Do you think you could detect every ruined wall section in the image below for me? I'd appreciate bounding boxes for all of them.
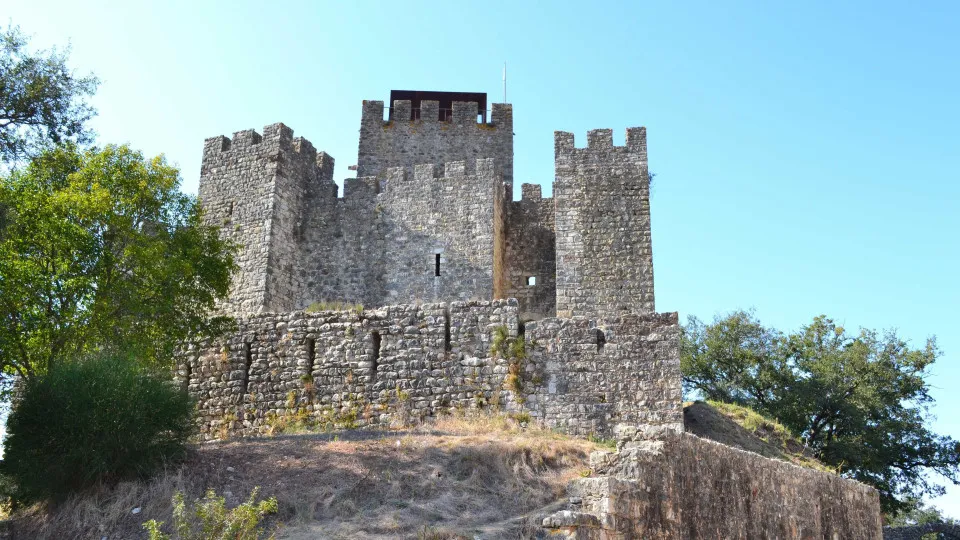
[543,430,883,539]
[505,183,556,317]
[199,123,333,314]
[357,100,514,194]
[554,128,654,318]
[178,301,681,440]
[376,158,505,305]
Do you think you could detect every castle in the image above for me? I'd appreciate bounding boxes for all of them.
[181,90,883,537]
[185,89,677,437]
[197,90,652,320]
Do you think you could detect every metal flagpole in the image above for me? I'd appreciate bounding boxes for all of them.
[503,62,507,103]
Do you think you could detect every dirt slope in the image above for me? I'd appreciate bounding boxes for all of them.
[683,400,831,472]
[6,416,598,540]
[5,404,830,539]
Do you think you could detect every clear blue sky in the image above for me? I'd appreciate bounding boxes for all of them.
[8,0,960,516]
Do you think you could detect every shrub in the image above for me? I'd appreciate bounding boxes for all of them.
[143,488,278,540]
[1,356,195,505]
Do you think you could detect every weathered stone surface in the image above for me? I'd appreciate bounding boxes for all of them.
[554,128,654,319]
[542,430,883,539]
[192,91,883,535]
[197,97,655,321]
[358,100,514,194]
[179,301,682,440]
[506,183,556,318]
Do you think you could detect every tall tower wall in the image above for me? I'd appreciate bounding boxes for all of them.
[358,100,514,194]
[554,128,654,318]
[198,123,335,314]
[505,183,556,317]
[375,158,506,304]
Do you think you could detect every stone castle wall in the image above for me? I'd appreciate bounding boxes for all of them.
[200,123,510,312]
[358,100,514,193]
[543,429,883,539]
[554,128,655,318]
[198,100,657,321]
[505,183,557,318]
[199,123,335,314]
[377,159,505,305]
[178,300,682,439]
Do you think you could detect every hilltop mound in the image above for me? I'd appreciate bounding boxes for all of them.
[683,400,831,472]
[5,415,600,540]
[5,405,833,539]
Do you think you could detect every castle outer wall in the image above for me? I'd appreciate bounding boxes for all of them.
[358,100,514,194]
[543,429,883,539]
[178,300,683,440]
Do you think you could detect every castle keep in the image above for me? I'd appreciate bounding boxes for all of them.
[198,92,651,319]
[182,90,883,537]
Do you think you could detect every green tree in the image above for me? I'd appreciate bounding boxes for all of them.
[0,144,235,378]
[886,498,957,527]
[681,310,960,515]
[0,24,99,163]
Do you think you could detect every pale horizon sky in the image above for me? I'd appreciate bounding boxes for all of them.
[6,0,960,518]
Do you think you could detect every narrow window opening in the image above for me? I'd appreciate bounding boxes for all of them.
[371,331,382,382]
[596,330,606,353]
[241,341,253,398]
[444,310,452,352]
[435,254,441,276]
[526,276,537,286]
[227,201,234,216]
[518,321,526,338]
[305,338,316,380]
[181,362,192,394]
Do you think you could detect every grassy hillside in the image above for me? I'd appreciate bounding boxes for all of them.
[683,400,833,473]
[4,404,834,539]
[5,414,599,540]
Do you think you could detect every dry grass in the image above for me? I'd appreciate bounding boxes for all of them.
[683,400,834,473]
[5,413,598,539]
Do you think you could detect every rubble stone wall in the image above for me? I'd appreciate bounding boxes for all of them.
[505,183,556,318]
[543,430,883,539]
[177,301,682,440]
[357,100,514,193]
[554,128,655,318]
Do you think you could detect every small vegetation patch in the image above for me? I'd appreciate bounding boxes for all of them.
[305,300,364,314]
[144,488,277,540]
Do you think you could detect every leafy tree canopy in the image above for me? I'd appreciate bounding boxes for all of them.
[886,497,958,527]
[0,144,235,379]
[681,310,960,515]
[0,24,98,163]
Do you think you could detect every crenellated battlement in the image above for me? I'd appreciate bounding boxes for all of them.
[360,99,512,128]
[202,123,332,171]
[554,127,647,158]
[520,183,552,201]
[379,158,500,188]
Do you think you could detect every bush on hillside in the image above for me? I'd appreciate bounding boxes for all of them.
[143,488,278,540]
[1,356,194,505]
